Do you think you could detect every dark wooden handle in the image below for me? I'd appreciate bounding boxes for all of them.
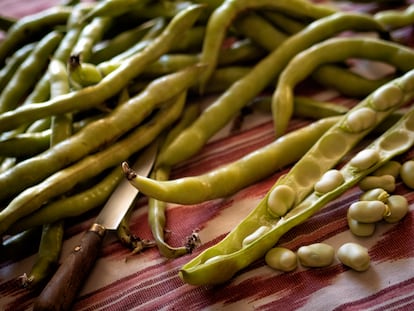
[33,228,105,311]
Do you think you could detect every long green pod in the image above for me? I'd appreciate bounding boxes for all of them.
[70,16,112,63]
[233,12,287,52]
[0,130,51,158]
[374,3,414,30]
[198,0,337,91]
[21,58,73,289]
[311,64,394,98]
[0,4,203,134]
[126,116,340,204]
[20,222,64,288]
[81,0,148,22]
[0,6,72,66]
[148,102,201,258]
[179,71,414,285]
[0,31,63,113]
[157,12,388,167]
[21,3,90,106]
[7,166,122,234]
[272,36,414,137]
[90,18,160,64]
[0,94,185,235]
[0,64,204,203]
[0,42,36,93]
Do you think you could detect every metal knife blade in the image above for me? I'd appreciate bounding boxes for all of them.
[33,143,158,311]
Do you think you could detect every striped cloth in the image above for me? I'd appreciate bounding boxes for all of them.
[1,1,414,310]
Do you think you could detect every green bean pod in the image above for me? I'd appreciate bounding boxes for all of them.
[20,222,64,288]
[101,17,166,66]
[0,4,204,134]
[271,36,414,137]
[126,116,339,204]
[311,64,394,98]
[0,64,205,204]
[147,101,201,258]
[0,30,63,113]
[263,11,306,35]
[0,92,186,235]
[70,17,112,63]
[90,18,159,64]
[157,12,388,167]
[233,12,287,52]
[198,0,337,91]
[22,57,73,289]
[7,166,123,234]
[0,6,71,66]
[374,4,414,30]
[0,42,36,93]
[179,71,414,285]
[81,0,148,22]
[0,130,51,158]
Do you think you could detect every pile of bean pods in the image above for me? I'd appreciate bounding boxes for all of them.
[1,0,414,289]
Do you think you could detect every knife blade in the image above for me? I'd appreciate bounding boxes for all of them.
[33,143,158,311]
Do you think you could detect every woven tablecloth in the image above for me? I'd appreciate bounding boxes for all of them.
[1,1,414,310]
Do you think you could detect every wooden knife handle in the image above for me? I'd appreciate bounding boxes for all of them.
[33,226,105,311]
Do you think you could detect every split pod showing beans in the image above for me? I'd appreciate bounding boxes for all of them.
[180,71,414,286]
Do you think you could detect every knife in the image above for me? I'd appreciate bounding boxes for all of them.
[33,143,158,311]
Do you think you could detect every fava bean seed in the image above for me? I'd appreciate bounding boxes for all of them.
[267,185,296,217]
[349,149,381,171]
[314,169,344,195]
[383,195,409,223]
[370,84,403,111]
[337,242,370,272]
[400,160,414,189]
[347,214,376,237]
[265,247,297,272]
[358,174,396,193]
[242,226,270,247]
[359,188,389,202]
[297,243,335,267]
[344,107,377,133]
[372,160,401,178]
[348,200,387,223]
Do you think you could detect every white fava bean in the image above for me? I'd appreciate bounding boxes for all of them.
[314,169,344,195]
[242,226,270,247]
[344,107,377,133]
[267,185,296,217]
[297,243,335,268]
[348,200,387,223]
[349,149,380,171]
[265,247,297,272]
[358,175,396,193]
[337,242,370,272]
[370,84,402,111]
[400,160,414,189]
[359,188,389,202]
[347,214,376,237]
[383,195,409,223]
[372,160,401,178]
